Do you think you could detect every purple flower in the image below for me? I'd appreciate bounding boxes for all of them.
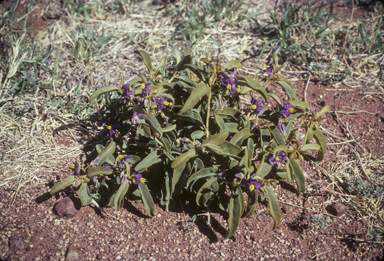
[181,137,188,143]
[280,102,294,117]
[263,64,273,74]
[244,176,262,191]
[103,163,112,169]
[120,83,133,99]
[218,69,238,92]
[107,123,121,136]
[119,176,127,184]
[134,173,146,185]
[93,176,100,188]
[91,157,100,165]
[132,111,145,126]
[141,83,152,96]
[118,155,132,168]
[229,87,241,97]
[207,58,219,68]
[266,152,287,166]
[278,121,286,133]
[70,161,80,177]
[251,97,263,114]
[155,95,168,111]
[235,173,244,179]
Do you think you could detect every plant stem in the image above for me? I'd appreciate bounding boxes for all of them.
[206,90,212,137]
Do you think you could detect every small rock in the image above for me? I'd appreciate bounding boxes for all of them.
[327,202,348,217]
[167,226,177,232]
[282,205,291,214]
[55,197,78,218]
[258,214,267,222]
[65,245,80,261]
[10,237,25,250]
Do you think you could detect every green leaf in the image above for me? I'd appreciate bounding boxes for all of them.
[161,173,171,211]
[273,145,288,158]
[138,183,155,217]
[316,105,330,118]
[191,130,205,140]
[184,64,205,82]
[145,114,163,138]
[247,138,254,158]
[264,186,281,230]
[162,124,176,133]
[289,159,305,195]
[96,141,116,166]
[243,189,259,218]
[230,128,251,147]
[114,179,130,211]
[135,150,161,172]
[260,128,271,149]
[79,183,92,206]
[87,167,113,177]
[269,126,286,145]
[171,149,196,169]
[177,54,192,71]
[174,111,205,128]
[154,57,166,76]
[313,127,327,163]
[186,166,218,189]
[219,141,242,156]
[89,86,119,103]
[224,122,238,133]
[215,115,225,131]
[217,107,240,118]
[179,83,210,114]
[304,127,314,145]
[256,154,272,177]
[277,75,296,100]
[196,178,217,206]
[222,60,242,69]
[202,143,224,154]
[222,186,244,240]
[237,76,268,102]
[134,50,153,72]
[172,45,182,64]
[290,100,308,110]
[50,176,76,194]
[301,144,321,151]
[162,137,171,152]
[172,163,186,195]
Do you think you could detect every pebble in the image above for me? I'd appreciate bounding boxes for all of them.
[258,214,267,222]
[55,197,78,218]
[327,202,348,217]
[65,245,80,261]
[10,236,25,250]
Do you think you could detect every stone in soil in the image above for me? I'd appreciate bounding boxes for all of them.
[65,245,80,261]
[10,237,25,250]
[327,202,348,217]
[55,197,78,217]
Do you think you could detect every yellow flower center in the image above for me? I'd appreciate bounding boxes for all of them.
[249,184,255,191]
[235,88,241,93]
[118,155,124,159]
[275,156,279,161]
[70,164,75,169]
[140,84,145,89]
[140,177,146,183]
[251,105,257,110]
[134,116,139,121]
[288,108,294,113]
[226,83,231,90]
[107,126,112,130]
[120,89,125,94]
[163,101,169,106]
[265,65,270,69]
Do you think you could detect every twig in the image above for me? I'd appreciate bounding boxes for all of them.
[335,236,384,244]
[312,250,332,259]
[277,200,305,209]
[352,149,372,182]
[304,75,311,104]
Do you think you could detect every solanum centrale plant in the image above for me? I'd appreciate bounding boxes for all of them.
[50,50,328,240]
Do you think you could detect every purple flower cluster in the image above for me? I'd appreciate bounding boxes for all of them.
[107,123,121,136]
[118,155,132,168]
[207,58,219,68]
[132,111,145,126]
[152,95,168,111]
[280,102,294,117]
[70,161,80,177]
[263,64,273,74]
[120,83,133,99]
[134,173,146,185]
[266,152,287,166]
[250,97,263,115]
[278,121,286,133]
[141,83,152,96]
[218,69,240,97]
[244,175,262,191]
